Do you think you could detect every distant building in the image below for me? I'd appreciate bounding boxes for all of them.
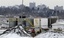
[37,4,47,10]
[29,2,36,9]
[54,5,63,12]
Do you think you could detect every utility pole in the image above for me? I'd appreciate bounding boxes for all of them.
[22,0,23,5]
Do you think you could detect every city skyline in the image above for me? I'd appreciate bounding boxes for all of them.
[0,0,64,9]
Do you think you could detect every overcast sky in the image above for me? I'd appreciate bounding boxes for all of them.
[0,0,64,9]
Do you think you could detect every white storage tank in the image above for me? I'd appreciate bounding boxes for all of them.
[34,18,40,28]
[34,18,41,32]
[41,18,48,29]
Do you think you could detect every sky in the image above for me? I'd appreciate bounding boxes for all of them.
[0,0,64,9]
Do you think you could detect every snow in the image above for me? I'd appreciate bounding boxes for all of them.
[0,32,64,38]
[0,29,6,34]
[52,19,64,30]
[0,33,32,38]
[1,24,9,27]
[35,32,64,38]
[51,19,64,25]
[0,25,32,38]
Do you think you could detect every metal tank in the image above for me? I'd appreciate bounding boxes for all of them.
[25,18,34,30]
[9,18,18,28]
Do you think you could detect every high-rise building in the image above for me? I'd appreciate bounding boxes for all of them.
[54,5,63,11]
[29,2,36,9]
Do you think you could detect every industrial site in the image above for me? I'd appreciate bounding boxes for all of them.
[0,0,64,38]
[0,15,64,38]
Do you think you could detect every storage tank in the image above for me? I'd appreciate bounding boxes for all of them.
[41,18,48,29]
[34,18,41,33]
[26,18,34,27]
[34,18,40,28]
[9,18,18,28]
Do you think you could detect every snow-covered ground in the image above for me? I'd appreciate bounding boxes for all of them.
[0,31,64,38]
[0,18,9,29]
[0,29,6,34]
[35,32,64,38]
[52,19,64,31]
[0,33,32,38]
[0,25,32,38]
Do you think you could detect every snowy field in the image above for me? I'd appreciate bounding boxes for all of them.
[35,32,64,38]
[0,32,64,38]
[0,29,6,34]
[0,33,32,38]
